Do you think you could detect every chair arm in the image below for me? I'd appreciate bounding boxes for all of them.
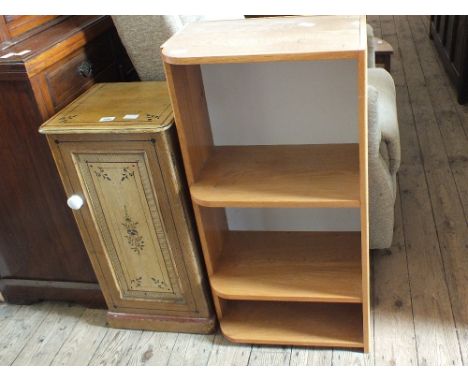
[368,68,401,175]
[367,24,376,68]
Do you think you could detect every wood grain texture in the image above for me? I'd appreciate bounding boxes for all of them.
[107,311,216,333]
[373,194,417,365]
[0,15,135,307]
[161,16,366,65]
[401,16,468,364]
[0,16,113,78]
[12,303,85,366]
[429,16,468,104]
[124,331,178,365]
[0,17,10,42]
[394,16,463,365]
[163,61,227,315]
[43,83,214,332]
[43,34,120,111]
[163,63,214,183]
[40,82,173,134]
[0,79,98,285]
[290,348,333,366]
[221,301,363,348]
[357,40,370,352]
[331,349,374,366]
[0,303,20,324]
[207,334,252,365]
[51,308,109,365]
[47,138,214,323]
[167,333,216,365]
[164,15,368,349]
[248,345,292,366]
[3,16,57,39]
[191,144,360,208]
[88,328,143,366]
[1,16,467,365]
[0,303,52,365]
[211,231,362,303]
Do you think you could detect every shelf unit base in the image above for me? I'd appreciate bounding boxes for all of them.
[221,300,364,348]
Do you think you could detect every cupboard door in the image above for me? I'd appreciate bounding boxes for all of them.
[57,139,199,315]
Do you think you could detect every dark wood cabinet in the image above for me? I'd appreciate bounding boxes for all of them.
[0,15,137,306]
[430,16,468,104]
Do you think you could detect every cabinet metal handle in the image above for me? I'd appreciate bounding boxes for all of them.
[78,60,93,78]
[67,194,84,210]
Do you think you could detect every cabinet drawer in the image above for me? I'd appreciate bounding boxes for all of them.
[45,33,117,110]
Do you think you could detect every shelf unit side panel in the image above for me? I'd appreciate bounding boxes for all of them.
[163,62,228,317]
[358,46,370,352]
[163,63,213,183]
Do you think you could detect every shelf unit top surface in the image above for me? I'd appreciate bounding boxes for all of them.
[161,15,367,64]
[211,231,362,303]
[190,144,360,208]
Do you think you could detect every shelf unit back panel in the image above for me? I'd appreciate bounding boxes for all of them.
[202,60,358,146]
[226,208,360,231]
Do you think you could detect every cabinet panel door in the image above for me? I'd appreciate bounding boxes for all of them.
[57,139,199,315]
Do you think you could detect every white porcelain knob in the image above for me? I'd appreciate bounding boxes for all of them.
[67,194,84,210]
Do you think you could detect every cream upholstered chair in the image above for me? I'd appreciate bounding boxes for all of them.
[112,17,400,249]
[366,25,400,249]
[112,16,205,81]
[368,68,400,249]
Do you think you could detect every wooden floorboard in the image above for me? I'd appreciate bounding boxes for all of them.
[87,327,143,366]
[0,15,467,366]
[248,345,292,366]
[373,192,418,365]
[405,15,468,365]
[207,333,252,366]
[366,20,419,361]
[166,333,216,366]
[51,308,109,366]
[394,15,464,365]
[125,330,179,366]
[0,303,52,365]
[12,303,85,366]
[289,348,333,366]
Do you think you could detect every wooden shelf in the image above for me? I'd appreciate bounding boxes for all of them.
[163,15,370,350]
[221,301,364,348]
[161,16,366,65]
[211,231,362,303]
[190,144,360,208]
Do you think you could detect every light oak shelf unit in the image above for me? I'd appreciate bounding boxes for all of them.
[162,16,369,351]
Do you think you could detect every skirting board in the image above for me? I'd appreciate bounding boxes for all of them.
[107,311,217,334]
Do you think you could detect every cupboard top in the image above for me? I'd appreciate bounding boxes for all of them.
[40,82,174,135]
[161,16,367,65]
